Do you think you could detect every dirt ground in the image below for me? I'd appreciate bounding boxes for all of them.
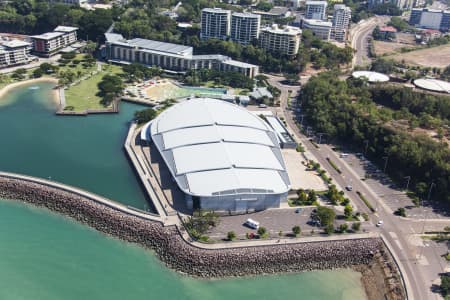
[373,33,417,56]
[386,44,450,68]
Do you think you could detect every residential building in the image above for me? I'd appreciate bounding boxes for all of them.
[230,12,261,45]
[302,19,332,40]
[30,26,78,57]
[331,4,351,41]
[409,8,450,31]
[0,39,33,69]
[305,1,327,20]
[200,8,231,40]
[141,98,290,212]
[259,25,302,56]
[104,33,259,78]
[367,0,383,8]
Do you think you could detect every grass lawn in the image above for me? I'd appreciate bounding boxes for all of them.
[64,64,123,112]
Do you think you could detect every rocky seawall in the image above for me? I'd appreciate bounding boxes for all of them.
[0,176,382,278]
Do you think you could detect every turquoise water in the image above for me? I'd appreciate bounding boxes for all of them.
[165,85,226,99]
[0,83,149,209]
[0,199,366,300]
[0,82,367,300]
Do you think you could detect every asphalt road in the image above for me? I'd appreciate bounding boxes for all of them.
[349,16,389,67]
[264,73,450,300]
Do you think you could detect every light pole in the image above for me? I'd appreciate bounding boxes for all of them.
[404,176,411,191]
[317,133,324,144]
[298,114,304,127]
[363,140,369,156]
[306,126,312,137]
[427,182,436,202]
[382,156,389,173]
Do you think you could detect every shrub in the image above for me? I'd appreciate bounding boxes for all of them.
[227,231,236,241]
[292,226,301,237]
[352,222,361,232]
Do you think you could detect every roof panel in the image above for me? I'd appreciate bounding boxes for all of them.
[225,143,283,170]
[172,143,230,175]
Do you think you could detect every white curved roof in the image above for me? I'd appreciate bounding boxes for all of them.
[352,71,389,83]
[414,78,450,93]
[148,98,290,197]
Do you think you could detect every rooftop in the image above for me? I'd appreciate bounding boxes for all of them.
[232,12,261,19]
[380,26,397,33]
[31,31,65,40]
[303,19,333,27]
[0,39,31,48]
[261,24,302,35]
[54,26,79,33]
[352,71,390,82]
[148,98,290,197]
[202,7,231,14]
[128,38,192,56]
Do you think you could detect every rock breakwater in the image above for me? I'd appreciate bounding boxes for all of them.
[0,176,382,278]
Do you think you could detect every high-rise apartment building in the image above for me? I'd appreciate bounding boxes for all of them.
[259,25,302,56]
[201,8,231,40]
[305,1,327,20]
[331,4,351,41]
[230,12,261,45]
[302,19,332,40]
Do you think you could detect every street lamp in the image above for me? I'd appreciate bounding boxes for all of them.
[363,140,369,156]
[382,156,389,173]
[427,182,436,202]
[317,133,324,144]
[404,176,411,191]
[298,114,304,127]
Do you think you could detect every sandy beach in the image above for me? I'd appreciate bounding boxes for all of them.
[0,77,60,105]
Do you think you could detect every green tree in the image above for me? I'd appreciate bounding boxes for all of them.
[325,224,334,235]
[227,231,236,241]
[339,223,348,233]
[257,227,268,238]
[441,275,450,296]
[292,225,301,237]
[12,68,27,80]
[134,108,158,124]
[307,190,317,204]
[352,222,361,232]
[344,204,353,219]
[316,206,336,227]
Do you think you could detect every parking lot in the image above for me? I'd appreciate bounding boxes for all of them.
[339,153,448,219]
[207,207,371,240]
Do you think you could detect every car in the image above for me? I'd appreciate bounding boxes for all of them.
[340,153,349,158]
[376,220,384,227]
[244,218,260,229]
[345,185,353,191]
[258,103,267,108]
[295,208,302,214]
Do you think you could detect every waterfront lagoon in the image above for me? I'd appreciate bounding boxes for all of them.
[0,82,367,300]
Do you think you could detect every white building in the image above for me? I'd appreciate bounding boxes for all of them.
[104,33,259,78]
[305,1,328,20]
[0,39,33,69]
[331,4,351,42]
[303,19,332,40]
[143,98,290,212]
[201,8,231,40]
[30,26,78,57]
[259,25,302,56]
[230,12,261,45]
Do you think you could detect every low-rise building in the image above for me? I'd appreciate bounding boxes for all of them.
[259,25,302,56]
[302,19,332,40]
[379,26,397,41]
[0,39,33,69]
[409,8,450,31]
[30,26,78,57]
[104,33,259,78]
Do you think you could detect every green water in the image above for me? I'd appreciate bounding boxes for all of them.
[0,82,367,300]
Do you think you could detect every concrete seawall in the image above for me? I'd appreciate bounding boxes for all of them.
[0,173,383,278]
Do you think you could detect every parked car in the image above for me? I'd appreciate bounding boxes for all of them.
[376,220,384,227]
[244,218,260,229]
[346,185,353,191]
[295,208,302,214]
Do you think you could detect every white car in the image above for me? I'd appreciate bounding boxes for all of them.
[376,220,384,227]
[345,185,353,191]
